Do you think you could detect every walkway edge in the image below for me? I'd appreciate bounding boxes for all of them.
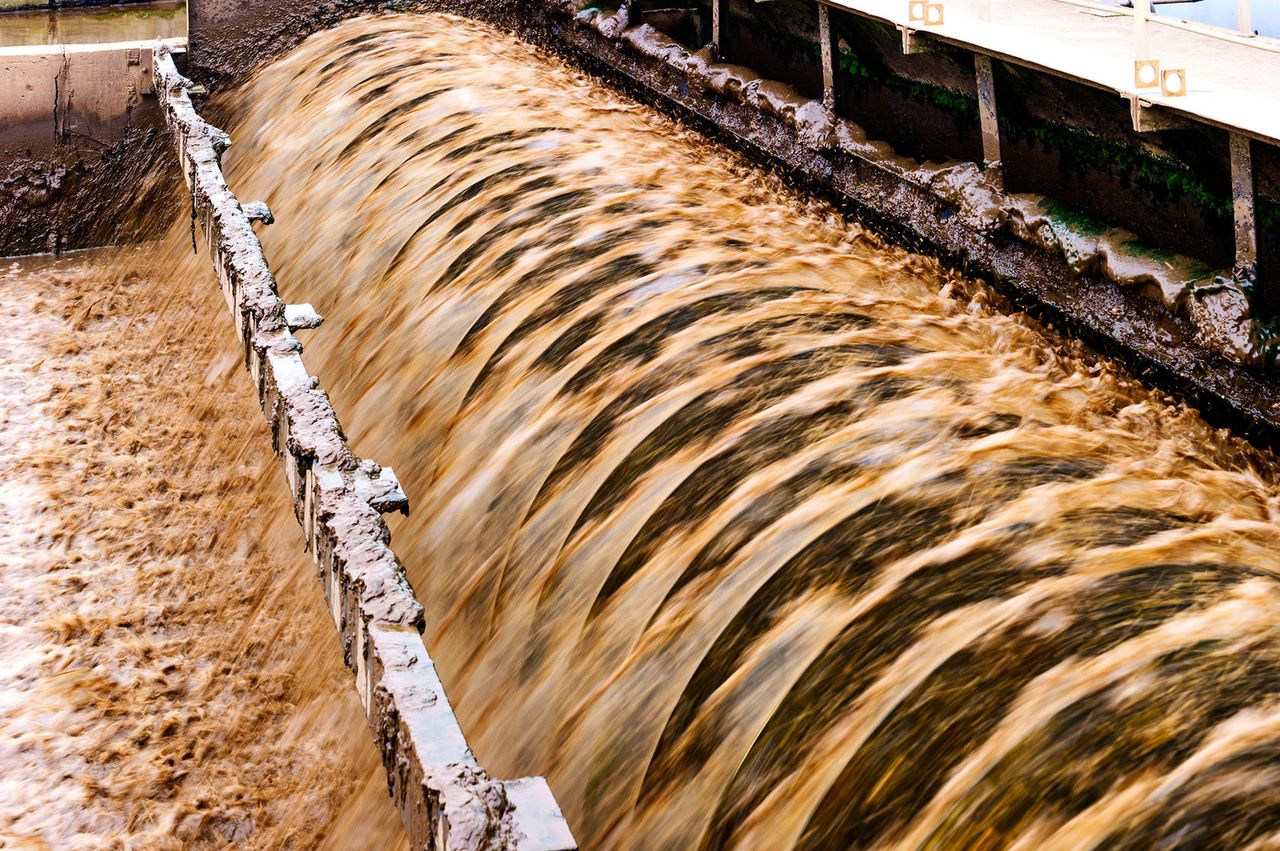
[152,45,576,851]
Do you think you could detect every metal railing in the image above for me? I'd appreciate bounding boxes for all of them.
[1054,0,1280,55]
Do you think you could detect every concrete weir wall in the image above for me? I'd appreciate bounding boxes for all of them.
[3,0,1280,840]
[5,0,1280,436]
[151,46,575,851]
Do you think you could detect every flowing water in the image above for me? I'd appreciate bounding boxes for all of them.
[0,245,404,849]
[9,9,1280,850]
[213,12,1280,850]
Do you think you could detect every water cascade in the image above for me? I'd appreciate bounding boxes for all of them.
[199,13,1280,849]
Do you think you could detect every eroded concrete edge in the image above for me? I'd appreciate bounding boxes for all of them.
[151,46,576,851]
[560,3,1263,362]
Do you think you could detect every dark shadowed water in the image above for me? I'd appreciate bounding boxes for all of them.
[218,13,1280,849]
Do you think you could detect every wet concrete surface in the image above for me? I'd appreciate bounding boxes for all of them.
[218,16,1280,845]
[545,10,1280,446]
[1,0,1276,430]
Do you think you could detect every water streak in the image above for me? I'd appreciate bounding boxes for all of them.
[224,13,1280,849]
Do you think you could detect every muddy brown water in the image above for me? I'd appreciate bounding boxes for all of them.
[7,8,1280,850]
[0,245,406,849]
[212,13,1280,849]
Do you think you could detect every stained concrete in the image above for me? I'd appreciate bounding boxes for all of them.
[0,2,186,47]
[545,3,1280,443]
[0,39,186,255]
[828,0,1280,145]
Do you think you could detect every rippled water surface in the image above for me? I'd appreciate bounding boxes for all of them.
[17,10,1280,850]
[0,245,403,849]
[0,1,185,47]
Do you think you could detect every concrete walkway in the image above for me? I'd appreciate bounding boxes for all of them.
[825,0,1280,144]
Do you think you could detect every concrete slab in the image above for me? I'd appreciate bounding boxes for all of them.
[0,38,185,136]
[824,0,1280,145]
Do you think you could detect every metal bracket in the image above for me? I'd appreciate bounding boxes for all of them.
[1160,67,1187,97]
[908,1,944,26]
[1135,59,1160,90]
[900,26,944,55]
[1129,97,1193,132]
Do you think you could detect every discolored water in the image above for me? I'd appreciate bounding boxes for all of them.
[0,1,185,48]
[216,12,1280,850]
[0,245,404,849]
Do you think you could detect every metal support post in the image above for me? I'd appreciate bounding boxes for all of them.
[1240,0,1253,36]
[819,4,837,115]
[1135,0,1151,60]
[975,54,1002,180]
[711,0,721,57]
[1231,133,1258,279]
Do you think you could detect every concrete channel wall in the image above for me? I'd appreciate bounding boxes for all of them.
[5,0,1280,438]
[0,36,180,254]
[151,45,576,851]
[537,0,1280,441]
[0,0,1276,843]
[0,0,159,9]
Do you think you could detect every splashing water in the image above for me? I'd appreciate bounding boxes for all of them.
[0,245,405,849]
[214,12,1280,850]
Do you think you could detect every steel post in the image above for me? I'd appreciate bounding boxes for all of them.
[1231,132,1258,278]
[819,4,837,115]
[976,54,1002,179]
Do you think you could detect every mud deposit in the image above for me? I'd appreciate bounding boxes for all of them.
[0,242,404,849]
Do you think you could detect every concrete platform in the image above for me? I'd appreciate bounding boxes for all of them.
[826,0,1280,145]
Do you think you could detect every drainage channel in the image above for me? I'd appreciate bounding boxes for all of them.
[151,45,576,851]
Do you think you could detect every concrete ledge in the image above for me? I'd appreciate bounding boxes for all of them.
[0,39,182,133]
[0,0,161,9]
[152,45,576,851]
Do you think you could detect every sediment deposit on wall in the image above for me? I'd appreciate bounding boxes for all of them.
[221,15,1280,848]
[557,2,1263,366]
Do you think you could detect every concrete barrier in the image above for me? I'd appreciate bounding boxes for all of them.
[0,38,185,254]
[544,0,1280,442]
[151,45,576,851]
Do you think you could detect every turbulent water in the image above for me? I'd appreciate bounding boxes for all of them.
[0,246,404,849]
[214,13,1280,850]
